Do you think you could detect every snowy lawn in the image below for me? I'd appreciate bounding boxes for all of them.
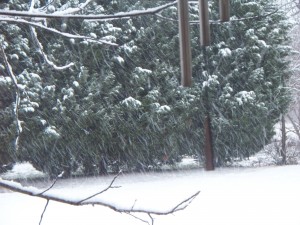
[1,165,300,225]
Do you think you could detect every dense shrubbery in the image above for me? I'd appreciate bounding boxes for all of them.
[0,0,290,176]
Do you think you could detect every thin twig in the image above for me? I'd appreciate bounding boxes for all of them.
[131,199,137,210]
[148,213,154,225]
[77,170,122,204]
[170,190,200,213]
[39,200,49,225]
[37,172,63,196]
[124,212,151,225]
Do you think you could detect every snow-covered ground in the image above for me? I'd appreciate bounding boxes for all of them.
[1,164,300,225]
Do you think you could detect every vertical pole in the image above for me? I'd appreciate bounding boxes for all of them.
[199,0,214,169]
[198,0,210,46]
[178,0,192,87]
[281,114,287,165]
[219,0,230,22]
[204,114,214,170]
[203,48,214,171]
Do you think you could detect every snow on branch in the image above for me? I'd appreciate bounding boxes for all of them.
[0,175,200,216]
[30,27,75,70]
[0,44,22,152]
[0,1,177,20]
[0,17,117,46]
[28,0,75,70]
[77,171,122,204]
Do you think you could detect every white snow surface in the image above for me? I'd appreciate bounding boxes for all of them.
[1,165,300,225]
[1,162,45,180]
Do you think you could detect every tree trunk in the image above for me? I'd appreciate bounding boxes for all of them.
[281,114,287,165]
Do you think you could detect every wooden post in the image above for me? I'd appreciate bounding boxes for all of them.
[281,114,287,165]
[178,0,192,87]
[203,48,214,170]
[198,0,210,46]
[219,0,230,22]
[204,114,214,170]
[200,27,214,170]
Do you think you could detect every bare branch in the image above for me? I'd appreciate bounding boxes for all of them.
[37,172,64,196]
[124,212,151,225]
[77,170,122,204]
[0,17,117,46]
[169,190,200,213]
[0,177,200,215]
[0,44,22,152]
[27,0,74,70]
[148,213,154,225]
[39,200,49,225]
[0,1,177,20]
[30,27,75,70]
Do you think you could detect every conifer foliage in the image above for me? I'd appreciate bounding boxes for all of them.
[0,0,291,175]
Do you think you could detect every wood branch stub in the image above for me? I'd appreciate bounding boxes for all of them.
[178,0,192,87]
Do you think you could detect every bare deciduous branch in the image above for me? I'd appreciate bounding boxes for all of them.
[0,1,177,20]
[28,0,75,70]
[0,177,200,215]
[148,213,154,225]
[39,200,49,225]
[0,17,118,46]
[37,172,64,196]
[0,44,22,152]
[30,27,75,70]
[125,212,151,225]
[77,170,122,204]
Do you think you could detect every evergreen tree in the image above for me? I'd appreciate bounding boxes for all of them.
[0,0,291,175]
